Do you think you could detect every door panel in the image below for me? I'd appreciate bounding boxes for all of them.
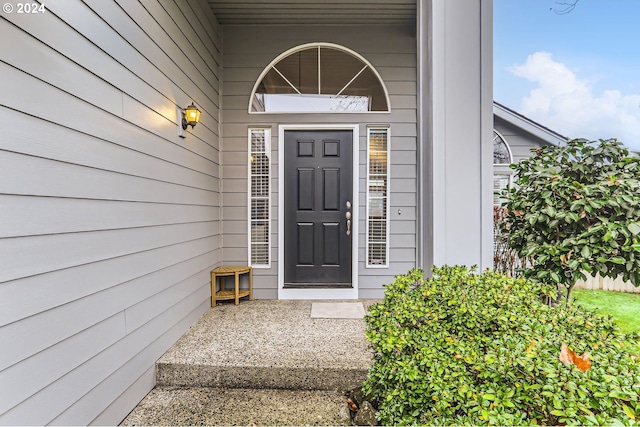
[297,223,314,265]
[297,169,314,210]
[284,130,353,286]
[323,169,340,210]
[323,223,340,265]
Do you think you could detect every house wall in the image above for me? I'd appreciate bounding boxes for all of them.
[0,1,222,424]
[220,25,418,299]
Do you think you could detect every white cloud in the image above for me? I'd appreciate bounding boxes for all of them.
[509,51,640,151]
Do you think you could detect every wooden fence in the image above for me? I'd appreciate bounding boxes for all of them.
[574,273,640,294]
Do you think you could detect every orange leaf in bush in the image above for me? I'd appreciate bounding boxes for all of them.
[346,397,359,413]
[559,343,592,372]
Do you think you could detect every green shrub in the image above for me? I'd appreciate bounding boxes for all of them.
[500,138,640,303]
[363,266,640,426]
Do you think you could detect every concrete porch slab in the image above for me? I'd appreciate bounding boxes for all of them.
[156,300,377,391]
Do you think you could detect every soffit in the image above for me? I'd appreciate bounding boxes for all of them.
[207,0,416,26]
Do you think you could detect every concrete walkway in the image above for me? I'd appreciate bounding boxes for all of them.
[120,299,377,426]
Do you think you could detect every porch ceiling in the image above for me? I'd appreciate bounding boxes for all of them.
[207,0,416,26]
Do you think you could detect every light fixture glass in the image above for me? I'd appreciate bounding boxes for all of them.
[182,102,201,130]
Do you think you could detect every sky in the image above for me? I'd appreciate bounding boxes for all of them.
[494,0,640,151]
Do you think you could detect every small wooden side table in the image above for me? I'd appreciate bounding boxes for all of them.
[210,266,253,306]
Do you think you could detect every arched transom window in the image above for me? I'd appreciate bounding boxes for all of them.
[493,130,513,165]
[250,43,390,113]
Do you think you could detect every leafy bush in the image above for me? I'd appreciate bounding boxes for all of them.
[363,266,640,426]
[501,139,640,302]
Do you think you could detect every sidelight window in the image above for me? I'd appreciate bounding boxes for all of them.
[248,128,271,267]
[367,127,390,267]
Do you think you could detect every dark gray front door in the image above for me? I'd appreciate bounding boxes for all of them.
[284,130,353,287]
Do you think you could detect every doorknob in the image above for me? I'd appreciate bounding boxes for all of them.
[346,201,351,236]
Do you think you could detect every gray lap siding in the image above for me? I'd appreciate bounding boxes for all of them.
[0,1,222,424]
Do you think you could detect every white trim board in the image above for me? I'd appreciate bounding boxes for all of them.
[277,124,359,300]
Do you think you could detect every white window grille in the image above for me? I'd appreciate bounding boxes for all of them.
[367,127,390,267]
[248,128,271,267]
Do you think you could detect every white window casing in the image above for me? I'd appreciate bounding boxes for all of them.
[366,127,390,267]
[248,128,271,267]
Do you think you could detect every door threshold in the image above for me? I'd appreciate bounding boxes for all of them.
[278,286,358,300]
[284,283,352,289]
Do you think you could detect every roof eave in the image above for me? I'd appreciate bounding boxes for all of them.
[493,102,568,146]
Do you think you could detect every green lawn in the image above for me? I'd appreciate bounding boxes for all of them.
[571,288,640,354]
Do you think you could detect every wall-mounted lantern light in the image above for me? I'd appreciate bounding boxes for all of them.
[178,102,201,138]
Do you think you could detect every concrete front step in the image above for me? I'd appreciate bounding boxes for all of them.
[155,300,374,391]
[121,300,376,425]
[157,362,369,391]
[120,386,352,426]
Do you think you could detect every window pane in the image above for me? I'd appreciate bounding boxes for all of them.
[251,243,269,265]
[258,68,299,95]
[259,93,370,112]
[251,221,269,243]
[368,220,387,241]
[320,47,365,95]
[340,66,388,111]
[368,243,387,266]
[251,199,269,220]
[251,176,269,198]
[274,48,318,94]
